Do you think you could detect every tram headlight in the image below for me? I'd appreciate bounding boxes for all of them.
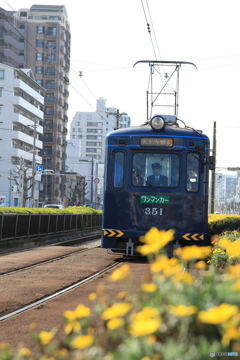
[150,115,165,130]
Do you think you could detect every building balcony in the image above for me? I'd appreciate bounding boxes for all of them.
[4,35,24,50]
[4,48,24,63]
[13,78,44,105]
[13,96,44,120]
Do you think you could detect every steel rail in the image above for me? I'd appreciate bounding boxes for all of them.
[0,261,120,322]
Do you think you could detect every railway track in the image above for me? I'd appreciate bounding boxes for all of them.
[0,260,120,322]
[0,229,101,256]
[0,245,122,320]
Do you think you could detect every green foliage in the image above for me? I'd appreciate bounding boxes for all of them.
[0,206,102,215]
[208,214,240,237]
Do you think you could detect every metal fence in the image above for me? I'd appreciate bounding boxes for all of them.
[0,213,102,241]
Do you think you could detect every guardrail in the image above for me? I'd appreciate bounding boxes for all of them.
[0,213,102,241]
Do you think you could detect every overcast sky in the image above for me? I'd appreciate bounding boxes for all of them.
[3,0,240,170]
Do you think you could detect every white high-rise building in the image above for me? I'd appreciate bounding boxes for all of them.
[69,98,131,163]
[0,64,44,207]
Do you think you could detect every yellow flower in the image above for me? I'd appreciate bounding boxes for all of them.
[224,239,240,257]
[63,309,81,334]
[227,264,240,280]
[117,291,128,300]
[141,283,157,293]
[172,272,195,285]
[29,322,37,330]
[75,304,91,318]
[194,261,207,270]
[38,331,54,345]
[163,263,183,276]
[88,293,97,301]
[63,310,76,321]
[101,303,133,320]
[198,303,238,324]
[19,348,31,357]
[146,335,157,344]
[168,305,198,317]
[129,318,160,337]
[137,228,175,255]
[109,264,131,282]
[151,255,180,273]
[175,245,212,261]
[64,321,81,334]
[106,318,125,330]
[222,326,240,346]
[231,279,240,291]
[129,307,161,337]
[55,349,69,357]
[71,334,94,349]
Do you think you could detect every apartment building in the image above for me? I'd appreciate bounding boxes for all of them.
[0,63,44,207]
[0,5,71,205]
[69,98,131,163]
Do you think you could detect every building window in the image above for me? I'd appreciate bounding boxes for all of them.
[36,53,44,61]
[47,41,56,49]
[49,16,61,20]
[37,26,45,34]
[77,135,82,139]
[0,89,2,97]
[0,70,4,79]
[87,122,103,127]
[78,114,81,120]
[20,12,27,17]
[36,39,44,47]
[46,27,57,36]
[86,115,92,120]
[0,106,2,115]
[36,79,43,86]
[36,66,43,74]
[43,146,52,156]
[75,121,80,126]
[46,54,56,63]
[46,67,55,76]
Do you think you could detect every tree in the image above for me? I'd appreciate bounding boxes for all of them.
[65,176,88,206]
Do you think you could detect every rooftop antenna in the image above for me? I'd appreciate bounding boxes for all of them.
[133,60,197,121]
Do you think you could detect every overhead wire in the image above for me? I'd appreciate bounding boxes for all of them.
[140,0,172,117]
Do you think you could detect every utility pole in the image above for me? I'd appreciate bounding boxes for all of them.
[210,121,217,213]
[107,109,127,130]
[91,157,94,207]
[31,121,37,207]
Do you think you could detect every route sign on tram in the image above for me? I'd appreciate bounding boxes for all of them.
[94,178,100,184]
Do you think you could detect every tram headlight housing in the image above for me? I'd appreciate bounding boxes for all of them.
[150,115,165,131]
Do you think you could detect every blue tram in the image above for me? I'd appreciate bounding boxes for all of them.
[101,114,214,256]
[101,61,214,256]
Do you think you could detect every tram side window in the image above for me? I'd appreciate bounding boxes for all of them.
[113,152,124,188]
[186,153,199,192]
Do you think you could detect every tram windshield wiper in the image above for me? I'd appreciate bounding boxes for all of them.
[144,179,156,190]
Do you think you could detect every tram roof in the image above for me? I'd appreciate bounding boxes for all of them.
[107,124,209,140]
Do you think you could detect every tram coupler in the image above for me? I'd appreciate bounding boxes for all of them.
[126,238,134,257]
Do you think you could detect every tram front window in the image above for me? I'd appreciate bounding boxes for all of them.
[132,153,179,187]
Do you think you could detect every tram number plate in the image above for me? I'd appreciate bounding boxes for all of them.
[144,207,163,216]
